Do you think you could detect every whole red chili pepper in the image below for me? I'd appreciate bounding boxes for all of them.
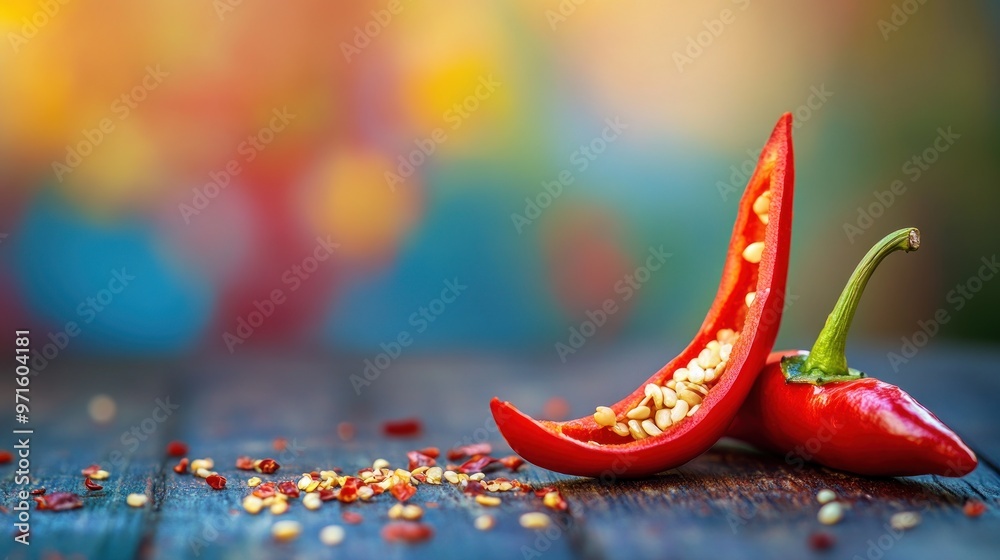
[491,113,796,477]
[728,228,977,477]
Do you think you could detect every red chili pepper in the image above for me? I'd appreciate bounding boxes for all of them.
[728,228,977,477]
[490,114,796,477]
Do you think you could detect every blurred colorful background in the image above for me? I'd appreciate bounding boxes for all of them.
[1,0,998,367]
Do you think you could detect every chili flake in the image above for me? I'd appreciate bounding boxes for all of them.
[381,521,434,543]
[407,451,436,471]
[35,492,83,511]
[390,482,416,502]
[206,474,227,490]
[964,500,987,518]
[277,481,299,498]
[382,418,422,437]
[30,488,45,496]
[166,441,188,457]
[235,456,254,470]
[256,458,280,474]
[84,478,103,491]
[341,511,363,524]
[447,443,491,461]
[173,458,189,474]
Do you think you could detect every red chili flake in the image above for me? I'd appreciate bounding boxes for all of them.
[30,488,46,495]
[381,522,434,543]
[390,482,417,502]
[461,481,485,496]
[418,447,440,458]
[273,437,287,452]
[235,456,254,470]
[533,486,557,497]
[446,443,491,461]
[382,418,423,437]
[425,502,439,508]
[338,486,358,503]
[277,481,299,498]
[256,458,280,474]
[310,471,321,480]
[319,489,338,502]
[337,422,355,441]
[34,492,83,511]
[173,457,189,474]
[166,441,188,457]
[964,500,987,518]
[84,478,103,491]
[0,450,13,464]
[206,474,227,490]
[407,451,436,471]
[342,511,364,524]
[808,532,836,551]
[81,464,101,477]
[412,473,427,483]
[543,396,570,421]
[543,490,568,511]
[252,483,276,499]
[367,483,385,496]
[498,455,525,471]
[342,477,362,490]
[457,455,496,474]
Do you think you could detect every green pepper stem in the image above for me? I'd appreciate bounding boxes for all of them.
[800,228,920,376]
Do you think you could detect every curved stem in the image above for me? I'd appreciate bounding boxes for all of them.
[799,228,920,377]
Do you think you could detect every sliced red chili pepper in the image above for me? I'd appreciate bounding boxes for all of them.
[30,488,46,495]
[382,522,434,543]
[256,458,280,474]
[277,481,299,498]
[35,492,83,511]
[728,229,977,477]
[407,451,436,471]
[84,478,103,491]
[235,456,254,470]
[382,418,422,437]
[166,441,188,457]
[342,511,364,524]
[446,443,491,461]
[206,474,227,490]
[491,114,796,477]
[390,482,417,502]
[173,457,189,474]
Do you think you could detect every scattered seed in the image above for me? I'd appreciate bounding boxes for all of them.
[303,493,322,510]
[402,504,423,520]
[372,458,390,471]
[742,241,765,264]
[243,495,263,514]
[816,489,837,504]
[890,511,921,531]
[357,486,375,500]
[388,503,405,519]
[593,406,616,427]
[818,502,844,525]
[195,468,214,479]
[126,493,148,508]
[270,500,289,515]
[320,525,345,546]
[271,520,302,541]
[469,472,486,481]
[474,514,495,531]
[520,512,552,529]
[90,470,110,480]
[444,471,460,484]
[248,476,262,487]
[297,474,312,490]
[476,495,501,507]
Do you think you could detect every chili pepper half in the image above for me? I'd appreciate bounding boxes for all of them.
[728,228,977,477]
[491,113,796,477]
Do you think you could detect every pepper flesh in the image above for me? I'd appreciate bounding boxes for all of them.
[491,113,796,477]
[728,228,977,477]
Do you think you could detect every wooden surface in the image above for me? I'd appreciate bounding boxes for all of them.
[1,344,998,559]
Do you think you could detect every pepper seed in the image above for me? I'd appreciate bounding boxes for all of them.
[593,406,616,427]
[818,502,844,525]
[742,241,765,264]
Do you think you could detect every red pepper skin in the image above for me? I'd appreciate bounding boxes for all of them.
[491,114,795,478]
[728,351,977,477]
